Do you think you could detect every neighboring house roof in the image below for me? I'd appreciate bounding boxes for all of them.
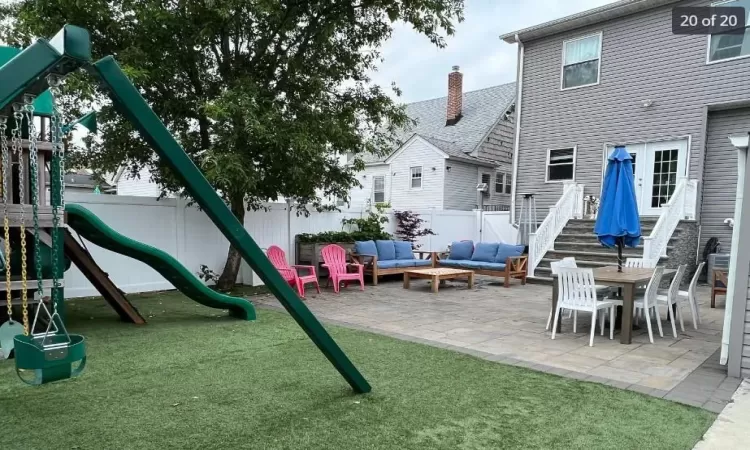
[46,171,113,191]
[363,82,517,165]
[499,0,681,43]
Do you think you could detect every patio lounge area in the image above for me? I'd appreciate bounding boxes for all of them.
[255,276,740,412]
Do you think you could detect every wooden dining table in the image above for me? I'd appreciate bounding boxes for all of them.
[550,266,675,344]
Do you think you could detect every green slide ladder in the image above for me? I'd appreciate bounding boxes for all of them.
[0,25,370,393]
[65,203,255,320]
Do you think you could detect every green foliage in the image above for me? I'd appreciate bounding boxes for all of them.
[297,230,391,244]
[0,0,464,210]
[341,202,391,235]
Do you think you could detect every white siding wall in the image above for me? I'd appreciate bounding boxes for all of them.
[116,166,162,197]
[388,138,445,210]
[348,164,390,211]
[444,161,480,210]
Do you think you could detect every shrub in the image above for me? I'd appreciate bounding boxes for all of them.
[394,210,435,248]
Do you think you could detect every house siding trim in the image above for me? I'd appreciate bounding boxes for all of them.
[727,146,750,377]
[511,37,525,223]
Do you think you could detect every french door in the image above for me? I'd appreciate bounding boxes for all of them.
[606,139,688,216]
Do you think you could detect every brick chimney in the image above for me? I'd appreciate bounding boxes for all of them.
[446,65,463,126]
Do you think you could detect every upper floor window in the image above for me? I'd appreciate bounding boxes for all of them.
[562,33,602,90]
[373,176,385,203]
[481,173,491,186]
[410,166,422,189]
[708,0,750,63]
[495,172,512,194]
[546,147,576,182]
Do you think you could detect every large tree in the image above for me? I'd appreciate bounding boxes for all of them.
[0,0,463,290]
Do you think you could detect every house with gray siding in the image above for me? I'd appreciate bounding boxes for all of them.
[500,0,750,270]
[501,0,750,375]
[348,67,516,212]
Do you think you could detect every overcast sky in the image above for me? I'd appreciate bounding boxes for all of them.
[372,0,617,104]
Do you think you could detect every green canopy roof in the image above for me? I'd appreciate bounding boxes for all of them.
[0,46,54,116]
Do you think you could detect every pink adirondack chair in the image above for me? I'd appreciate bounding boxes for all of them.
[266,245,320,298]
[320,244,364,293]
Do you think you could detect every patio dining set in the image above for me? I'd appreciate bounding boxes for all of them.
[548,257,705,347]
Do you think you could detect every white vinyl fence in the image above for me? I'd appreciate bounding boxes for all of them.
[63,193,517,296]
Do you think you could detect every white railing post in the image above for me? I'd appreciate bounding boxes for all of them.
[642,178,695,261]
[528,232,538,277]
[527,182,582,278]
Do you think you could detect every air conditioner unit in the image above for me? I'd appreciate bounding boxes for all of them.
[476,183,489,192]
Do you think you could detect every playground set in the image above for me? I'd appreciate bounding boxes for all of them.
[0,26,370,393]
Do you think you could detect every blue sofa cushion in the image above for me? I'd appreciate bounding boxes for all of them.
[395,259,432,268]
[440,259,463,268]
[495,243,525,264]
[471,243,499,262]
[376,240,396,261]
[377,260,400,269]
[394,241,415,260]
[472,261,506,271]
[354,240,377,257]
[449,241,474,261]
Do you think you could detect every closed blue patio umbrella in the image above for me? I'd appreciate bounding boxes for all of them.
[594,146,641,272]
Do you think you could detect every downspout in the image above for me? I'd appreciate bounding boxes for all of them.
[724,133,750,375]
[510,34,524,225]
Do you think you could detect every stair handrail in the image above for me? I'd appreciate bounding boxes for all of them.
[528,182,583,277]
[642,177,692,261]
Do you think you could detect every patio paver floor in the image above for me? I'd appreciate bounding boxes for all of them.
[254,276,739,411]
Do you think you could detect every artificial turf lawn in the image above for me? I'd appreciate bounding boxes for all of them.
[1,291,716,449]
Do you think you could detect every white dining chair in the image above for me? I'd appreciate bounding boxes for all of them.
[546,259,577,331]
[653,264,687,337]
[625,258,658,269]
[551,267,617,347]
[674,262,705,330]
[632,266,665,344]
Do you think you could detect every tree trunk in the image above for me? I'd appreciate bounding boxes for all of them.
[216,193,246,291]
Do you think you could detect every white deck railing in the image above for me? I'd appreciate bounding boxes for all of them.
[642,177,698,261]
[528,182,584,277]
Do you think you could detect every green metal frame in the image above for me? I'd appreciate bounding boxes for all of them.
[87,56,371,394]
[0,24,370,393]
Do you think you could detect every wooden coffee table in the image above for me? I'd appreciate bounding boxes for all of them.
[403,268,474,294]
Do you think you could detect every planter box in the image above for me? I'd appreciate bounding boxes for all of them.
[296,241,355,277]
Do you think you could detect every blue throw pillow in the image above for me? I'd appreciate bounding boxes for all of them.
[495,243,524,264]
[449,241,474,261]
[354,240,377,256]
[375,240,397,261]
[394,241,415,260]
[471,243,499,262]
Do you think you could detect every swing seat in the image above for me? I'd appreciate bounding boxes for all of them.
[13,334,86,385]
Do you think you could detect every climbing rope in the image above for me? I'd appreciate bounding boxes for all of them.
[11,104,28,335]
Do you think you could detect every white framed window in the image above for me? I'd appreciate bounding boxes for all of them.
[494,172,512,195]
[373,176,385,203]
[410,166,422,189]
[495,172,505,194]
[561,32,602,90]
[546,147,576,182]
[707,0,750,63]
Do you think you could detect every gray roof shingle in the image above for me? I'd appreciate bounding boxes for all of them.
[363,82,516,164]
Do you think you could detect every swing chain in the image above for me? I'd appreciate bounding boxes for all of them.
[12,104,29,335]
[23,96,44,301]
[47,74,64,309]
[0,116,10,319]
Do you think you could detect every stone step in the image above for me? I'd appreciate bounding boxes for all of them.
[556,230,683,244]
[563,223,656,234]
[544,249,644,263]
[554,241,646,251]
[527,275,554,285]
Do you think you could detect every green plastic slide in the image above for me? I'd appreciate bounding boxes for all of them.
[65,203,255,320]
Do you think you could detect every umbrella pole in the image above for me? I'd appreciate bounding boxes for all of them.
[617,237,623,272]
